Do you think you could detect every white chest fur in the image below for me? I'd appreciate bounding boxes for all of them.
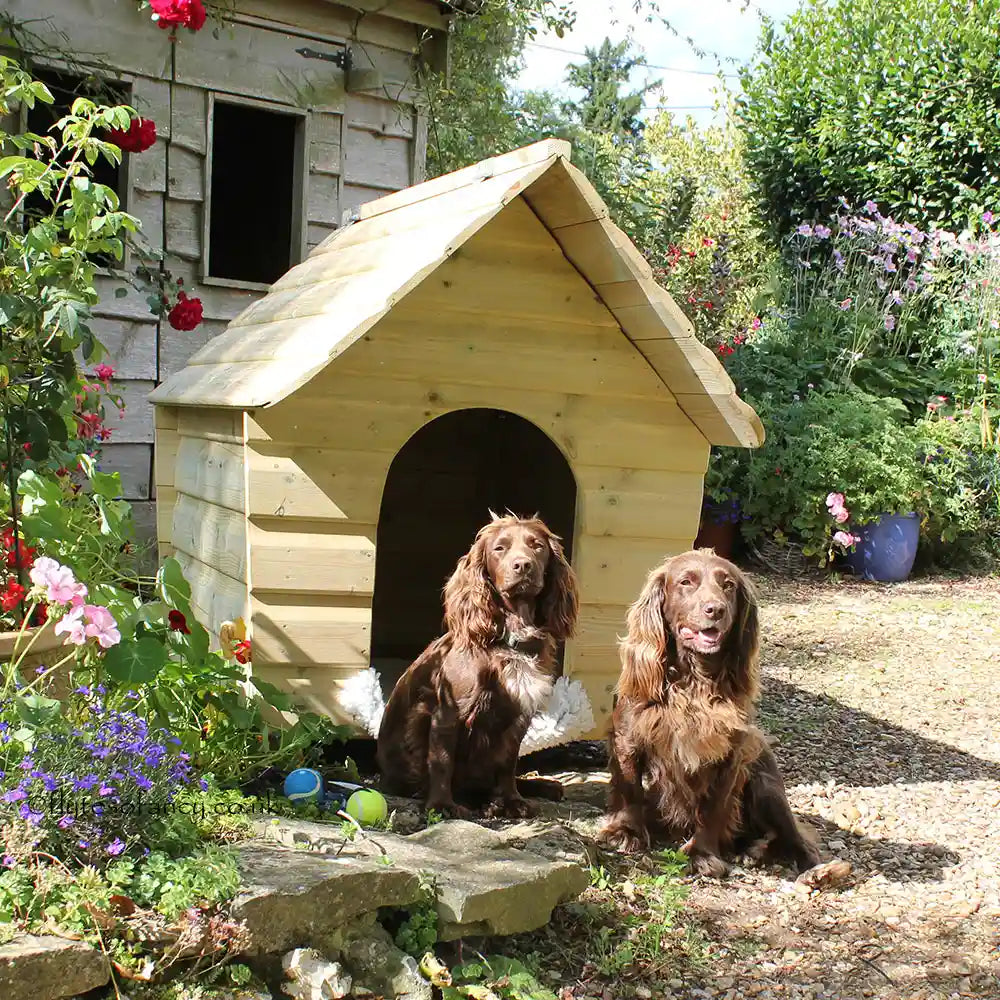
[500,652,554,716]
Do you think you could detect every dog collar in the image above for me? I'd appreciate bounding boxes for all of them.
[501,630,547,656]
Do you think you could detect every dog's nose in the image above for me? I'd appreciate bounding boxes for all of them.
[511,558,529,575]
[702,601,722,619]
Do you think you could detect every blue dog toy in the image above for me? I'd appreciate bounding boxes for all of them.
[283,768,324,802]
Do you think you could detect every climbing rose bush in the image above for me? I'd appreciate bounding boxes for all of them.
[106,117,156,154]
[148,0,207,32]
[167,291,203,332]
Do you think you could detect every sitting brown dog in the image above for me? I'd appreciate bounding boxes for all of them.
[376,514,578,818]
[600,549,820,876]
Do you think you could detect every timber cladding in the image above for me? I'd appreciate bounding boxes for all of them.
[6,0,443,562]
[150,140,763,738]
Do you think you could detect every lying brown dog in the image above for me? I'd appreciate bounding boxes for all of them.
[376,514,578,818]
[600,549,820,876]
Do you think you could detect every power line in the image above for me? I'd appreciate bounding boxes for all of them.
[524,39,739,77]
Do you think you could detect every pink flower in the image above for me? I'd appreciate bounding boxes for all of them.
[834,508,850,524]
[833,530,859,548]
[984,211,995,225]
[978,373,988,383]
[839,298,852,310]
[28,557,88,606]
[94,364,115,382]
[825,493,846,510]
[54,606,87,646]
[83,605,121,649]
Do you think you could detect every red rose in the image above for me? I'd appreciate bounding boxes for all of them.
[233,639,252,665]
[150,0,206,31]
[5,540,36,571]
[106,118,157,154]
[30,603,48,627]
[1,580,25,613]
[168,609,191,634]
[168,292,204,331]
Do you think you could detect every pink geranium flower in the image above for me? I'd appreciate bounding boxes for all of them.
[54,606,87,646]
[28,557,88,606]
[834,508,850,524]
[825,493,846,510]
[82,605,121,649]
[833,530,859,548]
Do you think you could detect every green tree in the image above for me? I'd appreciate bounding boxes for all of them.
[737,0,1000,236]
[563,37,658,141]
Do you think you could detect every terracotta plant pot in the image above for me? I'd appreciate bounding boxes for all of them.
[0,621,73,700]
[694,517,738,560]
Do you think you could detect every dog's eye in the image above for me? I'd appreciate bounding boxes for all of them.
[722,579,736,591]
[679,578,693,587]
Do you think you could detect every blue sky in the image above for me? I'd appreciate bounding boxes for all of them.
[515,0,802,127]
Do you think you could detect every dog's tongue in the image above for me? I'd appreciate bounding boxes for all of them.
[680,626,720,644]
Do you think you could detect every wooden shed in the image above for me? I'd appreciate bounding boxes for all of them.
[149,138,764,737]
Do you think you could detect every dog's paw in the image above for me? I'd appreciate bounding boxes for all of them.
[486,795,537,820]
[426,799,474,821]
[687,848,730,879]
[598,816,650,854]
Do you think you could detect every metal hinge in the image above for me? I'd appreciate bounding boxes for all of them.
[295,46,352,71]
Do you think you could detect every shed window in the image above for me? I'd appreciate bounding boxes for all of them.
[206,99,304,285]
[24,68,128,226]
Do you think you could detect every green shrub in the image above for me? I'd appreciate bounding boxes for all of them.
[738,0,1000,236]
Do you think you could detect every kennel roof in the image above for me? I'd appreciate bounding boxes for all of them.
[149,139,764,448]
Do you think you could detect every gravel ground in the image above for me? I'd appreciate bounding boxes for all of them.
[547,573,1000,1000]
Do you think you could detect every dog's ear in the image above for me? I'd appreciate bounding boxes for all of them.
[729,566,760,699]
[618,563,671,702]
[539,531,579,643]
[443,526,503,648]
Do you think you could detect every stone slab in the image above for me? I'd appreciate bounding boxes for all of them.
[0,934,110,1000]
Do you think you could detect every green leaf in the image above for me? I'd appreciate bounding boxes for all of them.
[103,636,169,684]
[15,693,63,728]
[157,557,192,608]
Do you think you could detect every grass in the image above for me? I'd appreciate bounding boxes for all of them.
[472,848,706,991]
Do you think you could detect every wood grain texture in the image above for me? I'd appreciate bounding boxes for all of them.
[251,597,371,665]
[100,443,152,500]
[250,523,376,595]
[174,437,246,512]
[171,493,247,581]
[174,550,248,645]
[108,380,156,444]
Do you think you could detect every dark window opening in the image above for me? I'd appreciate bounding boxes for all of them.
[24,69,128,249]
[208,100,301,285]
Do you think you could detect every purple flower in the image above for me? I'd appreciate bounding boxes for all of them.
[884,313,897,331]
[2,855,15,868]
[199,778,209,791]
[904,278,918,293]
[891,290,904,305]
[984,210,995,225]
[883,257,897,273]
[57,815,75,829]
[98,784,114,797]
[19,803,44,826]
[832,249,846,270]
[814,224,831,239]
[797,223,814,236]
[3,787,27,803]
[106,838,126,856]
[864,200,878,214]
[78,840,91,849]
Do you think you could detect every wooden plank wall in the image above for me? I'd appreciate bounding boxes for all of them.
[245,198,711,732]
[9,0,429,548]
[168,409,250,646]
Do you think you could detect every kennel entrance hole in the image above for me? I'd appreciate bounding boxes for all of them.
[370,408,577,695]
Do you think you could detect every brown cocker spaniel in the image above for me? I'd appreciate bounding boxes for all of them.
[600,549,820,877]
[376,514,579,818]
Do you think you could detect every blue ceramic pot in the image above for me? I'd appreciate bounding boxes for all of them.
[845,512,919,582]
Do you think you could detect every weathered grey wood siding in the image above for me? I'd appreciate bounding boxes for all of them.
[6,0,439,547]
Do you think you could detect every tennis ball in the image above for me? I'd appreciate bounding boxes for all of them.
[283,768,324,803]
[345,788,388,826]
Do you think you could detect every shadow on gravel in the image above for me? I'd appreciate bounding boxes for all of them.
[760,677,1000,786]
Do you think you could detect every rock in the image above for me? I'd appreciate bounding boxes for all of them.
[343,924,432,1000]
[0,935,111,1000]
[389,820,590,939]
[281,948,352,1000]
[233,844,423,955]
[249,817,589,942]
